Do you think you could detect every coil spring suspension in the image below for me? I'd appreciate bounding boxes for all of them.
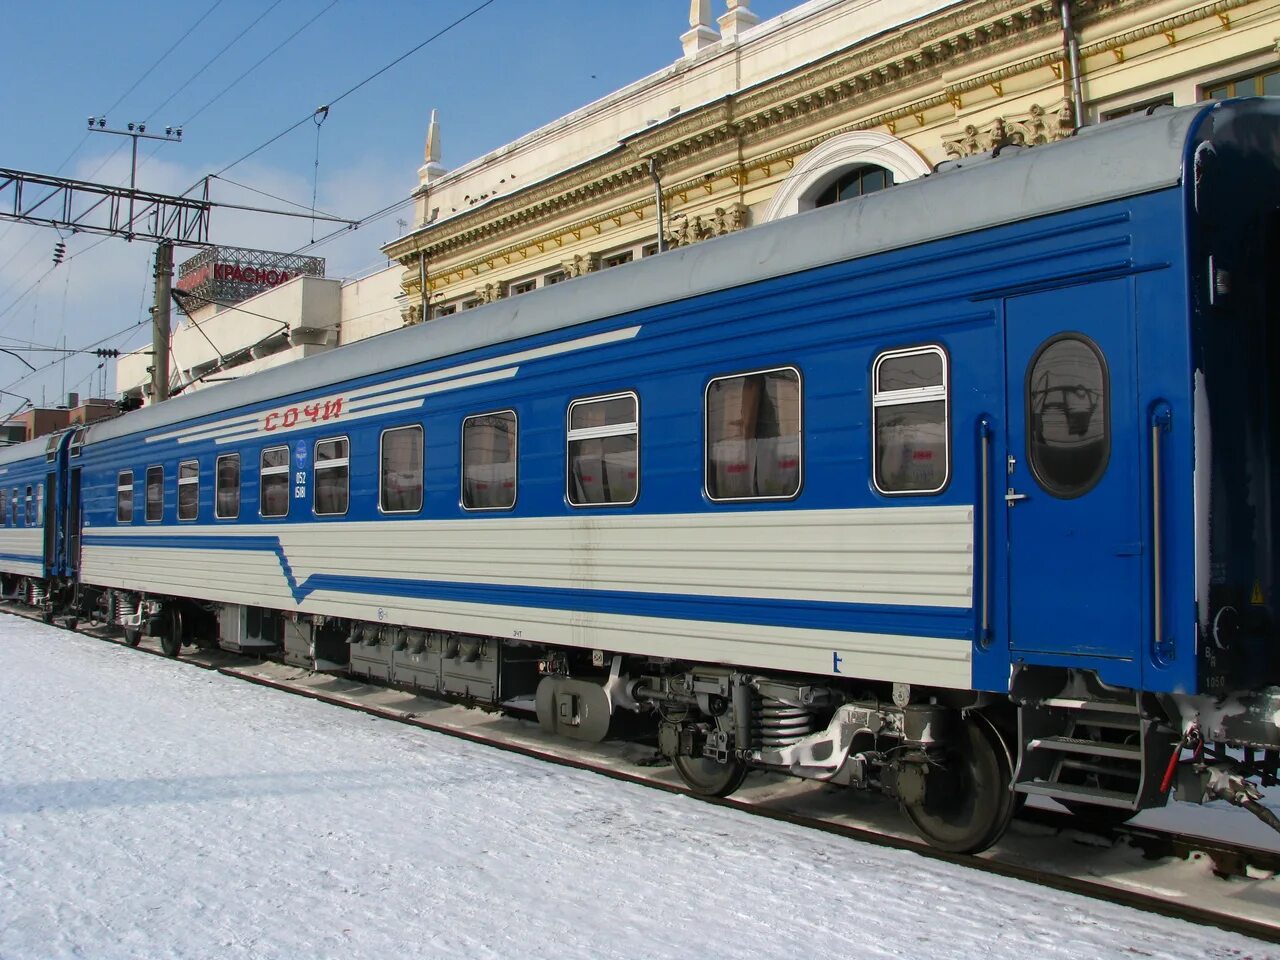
[754,695,815,749]
[27,581,46,608]
[104,591,119,626]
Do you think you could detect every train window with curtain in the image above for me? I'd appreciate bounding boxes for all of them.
[178,460,199,521]
[1026,334,1109,499]
[1,489,8,526]
[260,446,290,518]
[36,483,43,526]
[380,425,423,513]
[872,345,949,495]
[25,486,33,526]
[462,411,516,510]
[705,367,801,501]
[314,437,350,516]
[145,466,163,522]
[566,393,638,507]
[215,454,240,519]
[11,487,18,526]
[116,472,133,523]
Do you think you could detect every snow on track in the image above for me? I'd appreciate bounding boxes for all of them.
[0,615,1271,960]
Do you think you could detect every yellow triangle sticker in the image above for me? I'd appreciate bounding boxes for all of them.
[1252,581,1266,605]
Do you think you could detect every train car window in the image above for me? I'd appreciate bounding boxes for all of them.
[260,446,290,518]
[116,472,133,523]
[872,345,949,495]
[145,466,163,522]
[70,428,84,457]
[380,426,423,513]
[314,437,349,516]
[1026,334,1109,499]
[178,460,200,521]
[1,489,8,526]
[705,367,801,501]
[11,487,18,526]
[462,411,516,510]
[566,393,638,507]
[24,486,33,526]
[35,483,43,527]
[215,454,240,519]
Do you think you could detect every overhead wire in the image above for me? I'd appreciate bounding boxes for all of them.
[142,0,289,125]
[209,0,498,179]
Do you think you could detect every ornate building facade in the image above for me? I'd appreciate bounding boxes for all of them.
[382,0,1280,324]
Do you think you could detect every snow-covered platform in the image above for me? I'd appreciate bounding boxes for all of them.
[0,614,1274,959]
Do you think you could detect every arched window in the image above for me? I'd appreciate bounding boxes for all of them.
[814,165,895,207]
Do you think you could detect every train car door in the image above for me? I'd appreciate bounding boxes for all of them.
[42,471,56,577]
[1004,279,1142,661]
[65,468,81,578]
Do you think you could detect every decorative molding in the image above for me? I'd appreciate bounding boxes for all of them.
[763,131,931,221]
[562,253,600,277]
[941,99,1073,158]
[664,202,749,247]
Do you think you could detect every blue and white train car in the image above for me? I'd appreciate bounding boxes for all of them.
[0,430,71,608]
[40,98,1280,851]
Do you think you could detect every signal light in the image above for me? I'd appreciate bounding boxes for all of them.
[52,242,66,265]
[93,349,120,358]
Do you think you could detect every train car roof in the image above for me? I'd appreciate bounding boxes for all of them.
[85,99,1228,445]
[0,432,61,468]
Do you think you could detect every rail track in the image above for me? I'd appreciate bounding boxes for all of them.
[13,606,1280,945]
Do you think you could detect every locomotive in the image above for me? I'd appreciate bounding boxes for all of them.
[4,98,1280,853]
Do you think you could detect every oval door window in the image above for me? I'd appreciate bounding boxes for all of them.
[1026,334,1109,498]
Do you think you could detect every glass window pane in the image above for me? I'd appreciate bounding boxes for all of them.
[463,413,516,509]
[25,486,33,527]
[1027,336,1109,498]
[381,427,423,512]
[1263,70,1280,97]
[117,472,133,523]
[875,401,947,493]
[216,455,240,519]
[36,484,43,526]
[569,435,637,505]
[877,352,944,392]
[570,396,634,431]
[145,467,163,521]
[260,447,289,518]
[178,461,199,521]
[314,438,349,516]
[706,369,801,500]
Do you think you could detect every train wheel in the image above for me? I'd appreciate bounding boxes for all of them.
[122,627,142,647]
[902,718,1015,854]
[159,607,183,658]
[673,754,749,798]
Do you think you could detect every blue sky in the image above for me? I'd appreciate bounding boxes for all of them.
[0,0,795,409]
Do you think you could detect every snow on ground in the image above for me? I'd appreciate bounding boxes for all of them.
[0,615,1273,960]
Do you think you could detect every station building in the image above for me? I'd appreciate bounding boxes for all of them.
[117,0,1280,400]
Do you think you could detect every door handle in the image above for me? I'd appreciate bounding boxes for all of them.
[1005,488,1029,504]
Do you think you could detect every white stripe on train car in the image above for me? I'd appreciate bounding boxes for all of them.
[143,326,642,447]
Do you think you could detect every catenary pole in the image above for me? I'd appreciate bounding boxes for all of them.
[151,242,173,402]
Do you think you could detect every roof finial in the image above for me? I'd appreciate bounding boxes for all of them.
[682,0,719,58]
[718,0,759,41]
[419,109,446,184]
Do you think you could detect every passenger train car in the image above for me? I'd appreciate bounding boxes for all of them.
[5,98,1280,853]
